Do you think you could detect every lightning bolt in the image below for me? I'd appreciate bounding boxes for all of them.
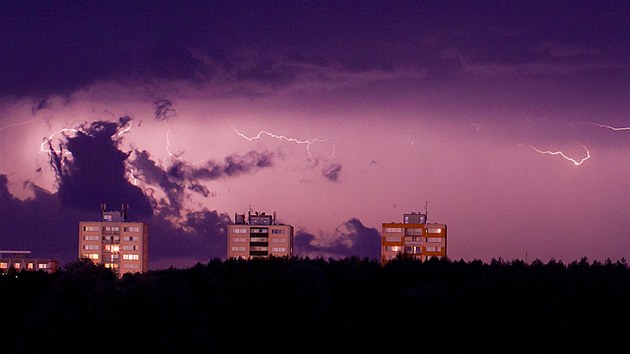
[229,122,325,159]
[40,128,80,155]
[166,128,186,161]
[590,123,630,131]
[0,118,39,132]
[527,144,591,166]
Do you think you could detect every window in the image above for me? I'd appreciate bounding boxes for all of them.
[232,228,247,234]
[271,247,286,252]
[83,226,99,231]
[426,228,442,234]
[385,246,402,252]
[426,237,443,243]
[384,227,402,233]
[111,226,120,232]
[38,263,48,269]
[123,245,138,251]
[123,254,139,260]
[14,263,21,269]
[83,244,99,250]
[250,246,268,251]
[123,236,139,242]
[124,226,140,232]
[385,236,401,242]
[103,215,112,221]
[231,246,246,252]
[404,228,422,236]
[250,237,267,242]
[27,263,34,269]
[0,262,7,268]
[425,246,437,252]
[123,263,139,269]
[83,235,99,241]
[83,253,99,260]
[271,229,284,234]
[250,228,268,233]
[271,238,286,243]
[232,237,246,243]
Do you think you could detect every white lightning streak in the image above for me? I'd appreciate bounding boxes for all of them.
[40,128,80,155]
[528,144,591,166]
[230,123,324,159]
[590,123,630,131]
[166,128,186,161]
[0,118,39,132]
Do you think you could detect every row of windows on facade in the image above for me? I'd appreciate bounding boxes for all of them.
[102,263,140,269]
[384,236,445,243]
[82,253,139,261]
[384,246,444,253]
[0,262,51,269]
[231,228,286,234]
[231,247,287,252]
[383,227,443,234]
[82,245,139,251]
[82,226,141,232]
[82,235,141,242]
[231,237,288,243]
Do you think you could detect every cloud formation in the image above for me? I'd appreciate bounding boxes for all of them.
[294,218,381,260]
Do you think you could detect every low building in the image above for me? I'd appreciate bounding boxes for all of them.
[381,212,447,263]
[0,250,58,274]
[227,211,293,259]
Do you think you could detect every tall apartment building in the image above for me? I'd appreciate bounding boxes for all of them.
[227,211,294,259]
[0,250,58,274]
[78,203,148,276]
[381,212,447,264]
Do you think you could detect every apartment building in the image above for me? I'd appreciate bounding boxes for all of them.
[227,211,293,259]
[381,212,447,263]
[78,203,148,276]
[0,250,58,274]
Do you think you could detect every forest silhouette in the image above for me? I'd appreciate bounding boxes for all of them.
[2,256,629,354]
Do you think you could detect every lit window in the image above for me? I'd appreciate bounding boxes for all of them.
[232,228,247,234]
[0,262,7,269]
[271,247,286,252]
[122,254,139,260]
[231,246,246,252]
[384,227,403,233]
[13,263,21,269]
[385,246,402,252]
[38,263,48,269]
[426,228,442,234]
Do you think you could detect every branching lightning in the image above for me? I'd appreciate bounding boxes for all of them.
[229,122,325,159]
[527,144,591,166]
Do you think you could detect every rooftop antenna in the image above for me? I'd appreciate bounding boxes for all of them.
[424,201,428,222]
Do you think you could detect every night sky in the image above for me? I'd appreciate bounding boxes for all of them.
[1,1,629,269]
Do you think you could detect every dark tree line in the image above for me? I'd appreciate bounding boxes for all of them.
[1,256,629,354]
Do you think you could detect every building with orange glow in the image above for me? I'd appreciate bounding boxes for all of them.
[381,212,447,264]
[78,203,148,276]
[227,211,293,259]
[0,250,58,274]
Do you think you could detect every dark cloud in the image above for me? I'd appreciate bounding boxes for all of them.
[152,97,177,122]
[31,97,51,114]
[322,163,342,182]
[130,149,274,216]
[294,218,380,260]
[146,208,230,267]
[0,175,91,265]
[48,117,153,217]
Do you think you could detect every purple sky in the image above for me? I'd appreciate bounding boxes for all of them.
[1,1,629,269]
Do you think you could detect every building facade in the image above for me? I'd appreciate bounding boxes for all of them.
[381,212,447,264]
[0,250,58,274]
[78,204,148,276]
[227,211,294,259]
